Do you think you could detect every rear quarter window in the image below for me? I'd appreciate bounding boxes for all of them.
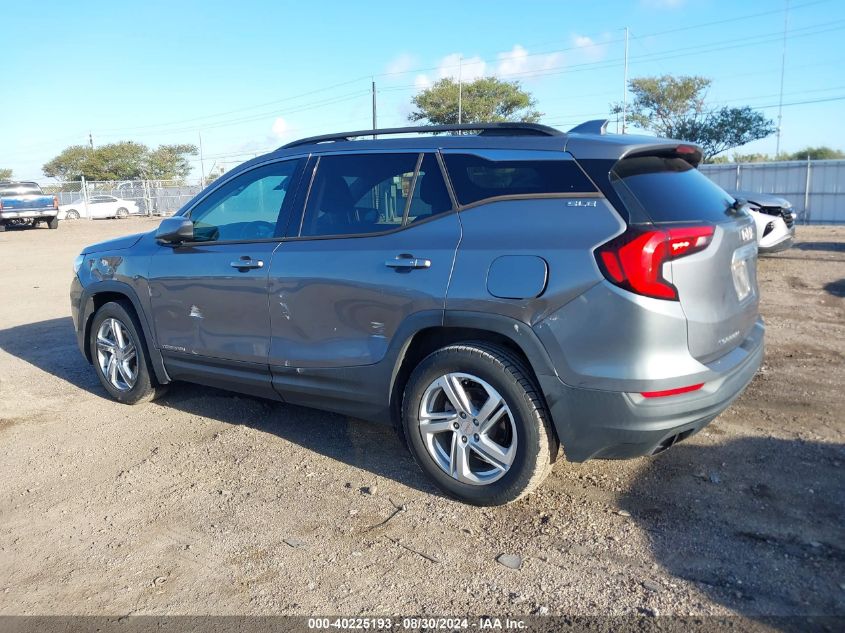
[443,154,597,206]
[612,156,734,224]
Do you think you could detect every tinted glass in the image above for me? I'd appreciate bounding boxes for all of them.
[405,154,452,224]
[444,154,597,205]
[189,159,302,242]
[300,153,419,237]
[612,156,734,223]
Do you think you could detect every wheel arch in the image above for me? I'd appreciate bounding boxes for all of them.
[80,281,170,384]
[389,311,559,438]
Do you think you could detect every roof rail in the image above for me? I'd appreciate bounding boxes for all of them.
[568,119,609,135]
[281,122,563,149]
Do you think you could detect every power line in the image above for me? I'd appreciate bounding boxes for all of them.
[72,0,835,139]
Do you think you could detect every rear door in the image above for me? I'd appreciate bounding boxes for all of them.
[267,151,459,369]
[611,154,760,362]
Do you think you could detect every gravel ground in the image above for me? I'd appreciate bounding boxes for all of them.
[0,218,843,619]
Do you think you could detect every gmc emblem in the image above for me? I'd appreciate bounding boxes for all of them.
[740,226,754,242]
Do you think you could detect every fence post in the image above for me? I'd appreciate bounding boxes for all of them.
[803,158,811,225]
[735,163,741,190]
[144,180,154,216]
[81,176,90,220]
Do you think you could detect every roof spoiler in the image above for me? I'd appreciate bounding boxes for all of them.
[568,119,609,135]
[281,122,564,149]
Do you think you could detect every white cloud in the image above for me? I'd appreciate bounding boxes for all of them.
[414,74,433,90]
[413,53,487,91]
[385,53,417,76]
[495,44,563,79]
[438,53,487,81]
[571,34,610,63]
[271,117,293,140]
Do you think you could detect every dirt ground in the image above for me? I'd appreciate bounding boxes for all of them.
[0,218,842,619]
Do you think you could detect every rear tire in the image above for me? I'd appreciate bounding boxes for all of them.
[402,342,557,506]
[0,223,5,232]
[47,216,59,229]
[89,301,167,404]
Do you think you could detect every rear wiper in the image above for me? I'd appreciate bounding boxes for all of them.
[727,197,747,215]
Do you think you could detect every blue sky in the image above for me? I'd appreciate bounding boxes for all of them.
[5,0,844,181]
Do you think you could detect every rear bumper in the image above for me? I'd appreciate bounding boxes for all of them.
[539,319,764,462]
[0,209,56,220]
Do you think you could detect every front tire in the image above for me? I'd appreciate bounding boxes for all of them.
[89,301,166,404]
[115,207,129,219]
[47,216,59,229]
[66,210,80,220]
[402,342,557,505]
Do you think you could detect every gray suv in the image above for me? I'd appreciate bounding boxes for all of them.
[70,122,764,505]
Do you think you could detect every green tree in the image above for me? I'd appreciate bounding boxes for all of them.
[85,141,149,180]
[43,142,198,181]
[0,168,12,180]
[730,152,773,163]
[785,146,845,160]
[43,145,94,180]
[614,75,775,161]
[146,143,198,180]
[409,77,541,125]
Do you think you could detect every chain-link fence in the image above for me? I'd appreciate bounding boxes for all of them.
[40,179,204,218]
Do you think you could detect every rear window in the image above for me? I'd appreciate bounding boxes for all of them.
[0,184,42,196]
[612,156,734,223]
[443,154,597,206]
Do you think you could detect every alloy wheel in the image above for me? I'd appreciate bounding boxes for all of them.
[95,318,138,391]
[418,372,517,485]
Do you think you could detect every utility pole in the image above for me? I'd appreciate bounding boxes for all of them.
[775,0,789,156]
[372,80,378,138]
[198,132,206,186]
[622,27,629,134]
[88,132,94,149]
[458,56,463,126]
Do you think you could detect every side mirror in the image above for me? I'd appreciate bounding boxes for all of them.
[155,216,193,244]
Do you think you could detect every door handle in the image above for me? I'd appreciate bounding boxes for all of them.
[385,255,431,270]
[230,257,264,270]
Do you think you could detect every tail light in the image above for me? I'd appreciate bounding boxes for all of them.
[53,195,59,210]
[596,226,714,300]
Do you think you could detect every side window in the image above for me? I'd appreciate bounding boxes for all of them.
[189,159,302,242]
[299,153,419,237]
[405,154,453,224]
[443,153,597,206]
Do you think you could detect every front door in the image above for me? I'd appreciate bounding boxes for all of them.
[148,158,305,393]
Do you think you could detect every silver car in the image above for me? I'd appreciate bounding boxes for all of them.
[70,122,763,505]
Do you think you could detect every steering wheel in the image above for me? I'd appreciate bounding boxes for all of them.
[248,220,276,239]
